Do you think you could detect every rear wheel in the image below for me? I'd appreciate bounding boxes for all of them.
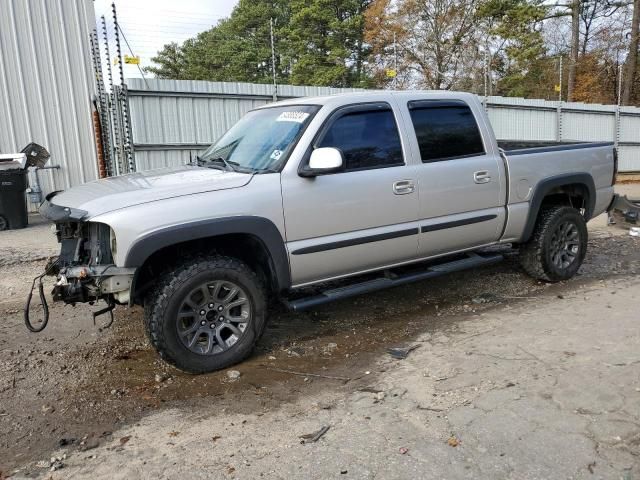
[0,215,8,231]
[520,206,588,282]
[145,255,267,373]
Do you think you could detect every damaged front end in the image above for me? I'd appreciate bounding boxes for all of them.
[40,195,135,307]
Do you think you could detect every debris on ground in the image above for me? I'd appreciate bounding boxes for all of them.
[587,461,596,474]
[78,435,100,451]
[471,292,499,304]
[284,346,305,357]
[300,425,330,444]
[387,344,420,360]
[630,227,640,237]
[155,373,169,383]
[358,386,383,394]
[399,447,409,455]
[323,342,338,354]
[447,436,460,447]
[37,455,66,472]
[265,367,350,382]
[119,436,131,445]
[226,370,241,381]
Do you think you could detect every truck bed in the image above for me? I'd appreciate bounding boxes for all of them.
[498,140,616,243]
[498,140,613,154]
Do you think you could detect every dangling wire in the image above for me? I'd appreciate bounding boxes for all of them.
[24,259,58,333]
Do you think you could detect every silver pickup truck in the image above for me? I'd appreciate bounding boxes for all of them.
[37,91,617,373]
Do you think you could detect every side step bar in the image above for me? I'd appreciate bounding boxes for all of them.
[284,252,503,312]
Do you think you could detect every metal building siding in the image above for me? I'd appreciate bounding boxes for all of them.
[0,0,98,198]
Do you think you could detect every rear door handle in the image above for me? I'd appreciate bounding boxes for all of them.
[393,180,415,195]
[473,171,491,184]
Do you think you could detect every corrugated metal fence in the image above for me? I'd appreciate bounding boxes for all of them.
[126,79,365,171]
[126,78,640,173]
[0,0,98,197]
[484,96,640,172]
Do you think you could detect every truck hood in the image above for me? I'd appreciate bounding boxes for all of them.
[48,165,253,218]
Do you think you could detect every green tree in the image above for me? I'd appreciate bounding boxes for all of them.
[286,0,373,87]
[147,0,291,83]
[145,42,187,79]
[477,0,548,97]
[146,0,373,88]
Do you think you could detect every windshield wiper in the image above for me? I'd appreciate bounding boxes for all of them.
[196,155,238,172]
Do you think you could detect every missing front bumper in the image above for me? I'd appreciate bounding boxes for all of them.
[52,265,136,305]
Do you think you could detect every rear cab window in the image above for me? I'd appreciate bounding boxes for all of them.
[407,100,485,163]
[315,103,404,171]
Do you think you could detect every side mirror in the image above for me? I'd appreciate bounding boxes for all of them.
[300,147,344,177]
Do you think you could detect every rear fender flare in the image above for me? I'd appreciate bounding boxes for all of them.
[521,173,596,242]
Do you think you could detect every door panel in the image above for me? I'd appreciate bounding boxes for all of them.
[417,206,505,257]
[282,167,419,286]
[416,153,504,256]
[281,102,420,287]
[398,98,506,256]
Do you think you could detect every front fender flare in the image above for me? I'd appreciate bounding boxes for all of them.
[124,216,291,294]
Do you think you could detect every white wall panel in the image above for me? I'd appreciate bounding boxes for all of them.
[0,0,98,203]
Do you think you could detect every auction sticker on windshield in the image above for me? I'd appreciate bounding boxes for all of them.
[276,111,310,123]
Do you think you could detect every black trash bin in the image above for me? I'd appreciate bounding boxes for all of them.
[0,156,29,231]
[0,144,50,231]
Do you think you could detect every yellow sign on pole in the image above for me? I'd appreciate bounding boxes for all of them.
[554,84,561,92]
[385,69,397,78]
[124,55,140,65]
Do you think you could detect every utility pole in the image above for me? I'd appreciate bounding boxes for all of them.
[393,32,398,90]
[618,64,623,106]
[270,18,277,102]
[621,0,639,105]
[567,0,580,101]
[558,55,563,101]
[483,49,489,98]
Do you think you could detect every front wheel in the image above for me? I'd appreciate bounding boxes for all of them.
[519,206,588,282]
[145,255,267,373]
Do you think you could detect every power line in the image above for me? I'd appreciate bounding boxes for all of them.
[116,23,151,89]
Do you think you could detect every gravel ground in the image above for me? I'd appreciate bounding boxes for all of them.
[0,186,639,479]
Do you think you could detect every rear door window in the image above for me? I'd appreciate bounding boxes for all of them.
[317,106,404,171]
[408,101,485,162]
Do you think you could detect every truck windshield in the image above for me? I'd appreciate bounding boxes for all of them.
[199,105,320,173]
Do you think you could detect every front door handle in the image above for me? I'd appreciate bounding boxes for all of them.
[393,180,415,195]
[473,171,491,184]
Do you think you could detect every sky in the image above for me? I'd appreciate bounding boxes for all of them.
[93,0,239,80]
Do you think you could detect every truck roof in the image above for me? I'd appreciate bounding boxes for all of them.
[259,90,479,109]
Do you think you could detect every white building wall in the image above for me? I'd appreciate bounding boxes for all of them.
[0,0,98,202]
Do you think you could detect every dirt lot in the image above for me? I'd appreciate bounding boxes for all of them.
[1,185,639,479]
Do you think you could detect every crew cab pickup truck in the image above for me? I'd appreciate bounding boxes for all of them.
[38,91,617,373]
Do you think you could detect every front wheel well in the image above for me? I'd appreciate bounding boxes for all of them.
[132,233,280,304]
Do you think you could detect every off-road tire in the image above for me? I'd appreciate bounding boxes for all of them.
[519,205,588,282]
[144,255,267,373]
